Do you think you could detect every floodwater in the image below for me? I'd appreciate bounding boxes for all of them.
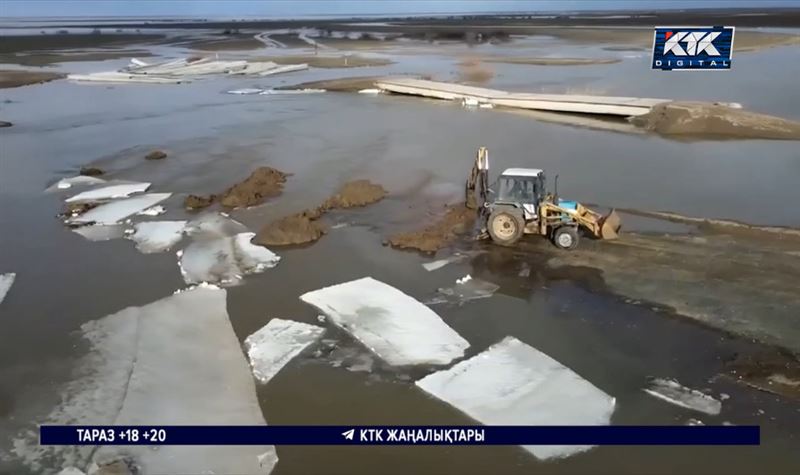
[1,32,800,474]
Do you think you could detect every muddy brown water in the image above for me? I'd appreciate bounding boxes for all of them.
[1,35,800,474]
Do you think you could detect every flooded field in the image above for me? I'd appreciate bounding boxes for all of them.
[1,17,799,475]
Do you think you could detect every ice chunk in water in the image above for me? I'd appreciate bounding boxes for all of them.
[72,224,127,242]
[300,277,469,366]
[416,336,616,460]
[12,287,278,474]
[178,232,280,286]
[227,88,264,95]
[245,318,325,384]
[0,272,15,305]
[127,221,187,253]
[185,212,249,239]
[68,193,171,225]
[46,175,106,192]
[427,277,499,305]
[643,378,722,416]
[65,182,151,203]
[136,205,166,216]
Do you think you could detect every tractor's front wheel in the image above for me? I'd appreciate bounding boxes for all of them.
[487,209,524,246]
[552,226,579,250]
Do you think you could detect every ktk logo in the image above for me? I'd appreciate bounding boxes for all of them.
[652,26,734,71]
[663,31,721,56]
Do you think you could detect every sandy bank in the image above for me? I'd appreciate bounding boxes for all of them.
[251,54,392,68]
[482,57,621,66]
[0,50,154,67]
[631,102,800,140]
[0,69,64,88]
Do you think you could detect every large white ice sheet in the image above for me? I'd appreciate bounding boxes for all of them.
[299,277,469,366]
[65,182,151,203]
[245,318,326,384]
[12,287,278,474]
[178,232,280,285]
[127,220,187,253]
[68,193,171,225]
[0,272,15,305]
[45,175,107,192]
[416,336,616,460]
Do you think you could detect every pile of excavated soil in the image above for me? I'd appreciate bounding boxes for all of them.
[630,102,800,140]
[184,194,217,210]
[184,167,289,210]
[253,210,327,246]
[144,150,167,160]
[79,166,104,176]
[322,179,387,209]
[388,205,475,253]
[254,179,386,246]
[725,351,800,400]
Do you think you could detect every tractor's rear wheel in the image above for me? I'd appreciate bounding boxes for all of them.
[487,209,524,246]
[552,226,579,250]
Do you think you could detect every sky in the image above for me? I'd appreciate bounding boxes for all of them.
[1,0,799,18]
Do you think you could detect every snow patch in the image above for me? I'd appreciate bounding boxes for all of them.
[416,336,616,460]
[245,318,325,384]
[300,277,469,366]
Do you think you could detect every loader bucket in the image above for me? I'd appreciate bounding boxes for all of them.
[599,209,622,240]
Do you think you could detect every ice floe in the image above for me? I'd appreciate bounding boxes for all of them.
[427,276,499,305]
[126,220,187,253]
[0,272,16,305]
[12,287,278,474]
[358,88,382,94]
[185,212,249,239]
[72,224,127,242]
[259,88,325,95]
[300,277,469,366]
[136,205,166,216]
[416,336,616,460]
[64,182,151,203]
[228,88,264,95]
[245,318,325,384]
[68,193,171,225]
[178,232,280,285]
[643,378,722,416]
[46,175,107,192]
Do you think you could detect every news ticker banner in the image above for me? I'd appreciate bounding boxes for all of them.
[41,425,759,446]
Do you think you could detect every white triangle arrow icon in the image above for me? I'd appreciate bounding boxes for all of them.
[342,429,355,440]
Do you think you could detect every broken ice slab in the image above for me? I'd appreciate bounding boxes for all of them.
[185,212,249,239]
[0,273,16,305]
[127,221,187,254]
[427,276,499,305]
[416,336,616,460]
[11,287,277,474]
[45,175,107,192]
[178,232,280,286]
[245,318,325,384]
[68,193,171,225]
[259,88,325,95]
[643,378,722,416]
[227,88,264,95]
[136,205,166,216]
[422,253,469,272]
[299,277,469,366]
[72,224,127,242]
[65,182,151,203]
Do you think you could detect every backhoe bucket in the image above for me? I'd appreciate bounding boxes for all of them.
[598,209,622,240]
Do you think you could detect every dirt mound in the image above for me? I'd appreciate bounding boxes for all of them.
[253,210,327,246]
[145,150,167,160]
[0,121,11,128]
[322,180,387,209]
[630,102,800,140]
[253,179,386,247]
[388,205,475,253]
[725,351,800,400]
[0,69,64,88]
[79,166,104,176]
[219,167,289,208]
[184,194,216,210]
[61,201,98,218]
